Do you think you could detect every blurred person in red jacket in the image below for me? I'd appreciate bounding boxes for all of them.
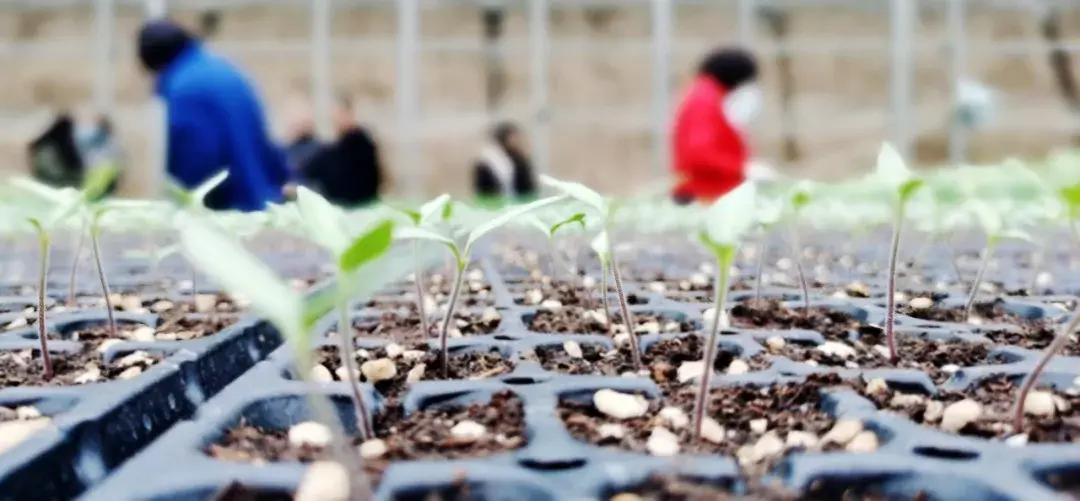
[671,47,765,204]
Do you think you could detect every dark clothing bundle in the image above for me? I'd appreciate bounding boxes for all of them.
[472,142,537,204]
[29,114,122,195]
[139,19,290,212]
[29,115,84,189]
[295,126,383,207]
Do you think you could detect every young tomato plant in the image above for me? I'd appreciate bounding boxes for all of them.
[176,211,425,496]
[692,181,758,440]
[293,186,397,440]
[785,181,816,311]
[874,143,926,362]
[752,197,783,305]
[524,211,587,280]
[540,175,645,371]
[390,194,453,339]
[964,201,1032,320]
[397,195,569,377]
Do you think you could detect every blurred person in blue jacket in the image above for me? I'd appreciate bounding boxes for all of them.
[137,19,290,211]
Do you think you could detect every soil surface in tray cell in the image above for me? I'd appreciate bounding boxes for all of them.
[528,308,693,335]
[728,300,861,341]
[862,376,1080,443]
[0,347,160,388]
[982,323,1080,356]
[773,331,993,385]
[900,302,1033,327]
[513,282,640,307]
[609,475,801,501]
[534,336,771,385]
[348,310,500,345]
[313,344,512,400]
[206,390,526,484]
[560,374,849,477]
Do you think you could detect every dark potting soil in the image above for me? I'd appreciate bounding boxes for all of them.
[348,311,500,345]
[861,376,1080,443]
[533,336,771,387]
[0,347,160,388]
[608,475,797,501]
[313,345,512,400]
[775,334,992,385]
[528,309,694,335]
[728,301,860,341]
[559,374,845,473]
[513,282,640,307]
[900,303,1023,325]
[983,324,1080,356]
[206,391,527,483]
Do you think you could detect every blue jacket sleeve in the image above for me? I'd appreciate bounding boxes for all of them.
[164,90,217,189]
[217,95,290,210]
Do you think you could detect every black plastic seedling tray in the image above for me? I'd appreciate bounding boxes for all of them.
[74,249,1080,501]
[0,246,331,501]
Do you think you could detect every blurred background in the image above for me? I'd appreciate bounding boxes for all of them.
[1,0,1080,198]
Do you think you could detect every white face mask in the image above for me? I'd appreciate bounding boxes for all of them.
[722,84,763,129]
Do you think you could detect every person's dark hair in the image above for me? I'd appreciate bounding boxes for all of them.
[698,47,758,90]
[137,19,195,73]
[491,121,519,148]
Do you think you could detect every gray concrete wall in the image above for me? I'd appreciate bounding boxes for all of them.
[0,2,1078,197]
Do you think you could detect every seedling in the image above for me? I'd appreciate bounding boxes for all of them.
[177,210,427,497]
[692,181,758,439]
[589,231,616,337]
[874,143,926,362]
[1012,307,1080,432]
[524,211,587,280]
[397,195,569,376]
[786,181,816,310]
[293,186,397,440]
[964,201,1032,319]
[540,175,648,370]
[752,197,783,305]
[390,194,454,339]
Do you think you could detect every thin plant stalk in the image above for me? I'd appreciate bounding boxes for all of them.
[1012,309,1080,432]
[68,219,88,306]
[438,265,466,378]
[600,262,613,334]
[754,231,768,305]
[412,240,429,338]
[941,240,965,285]
[692,252,731,439]
[1028,247,1044,295]
[963,239,996,320]
[788,221,811,311]
[292,341,371,500]
[90,222,118,338]
[190,266,197,313]
[884,208,905,363]
[337,284,374,440]
[609,253,644,370]
[36,232,53,380]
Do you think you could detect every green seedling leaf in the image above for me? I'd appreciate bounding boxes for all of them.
[875,142,911,186]
[969,200,1003,236]
[550,213,587,236]
[1060,183,1080,217]
[702,181,758,246]
[396,225,463,266]
[81,165,120,202]
[177,212,302,335]
[789,180,816,211]
[591,231,610,266]
[296,186,350,255]
[167,170,229,208]
[540,175,606,213]
[419,194,453,224]
[339,220,395,273]
[463,195,569,255]
[898,179,925,202]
